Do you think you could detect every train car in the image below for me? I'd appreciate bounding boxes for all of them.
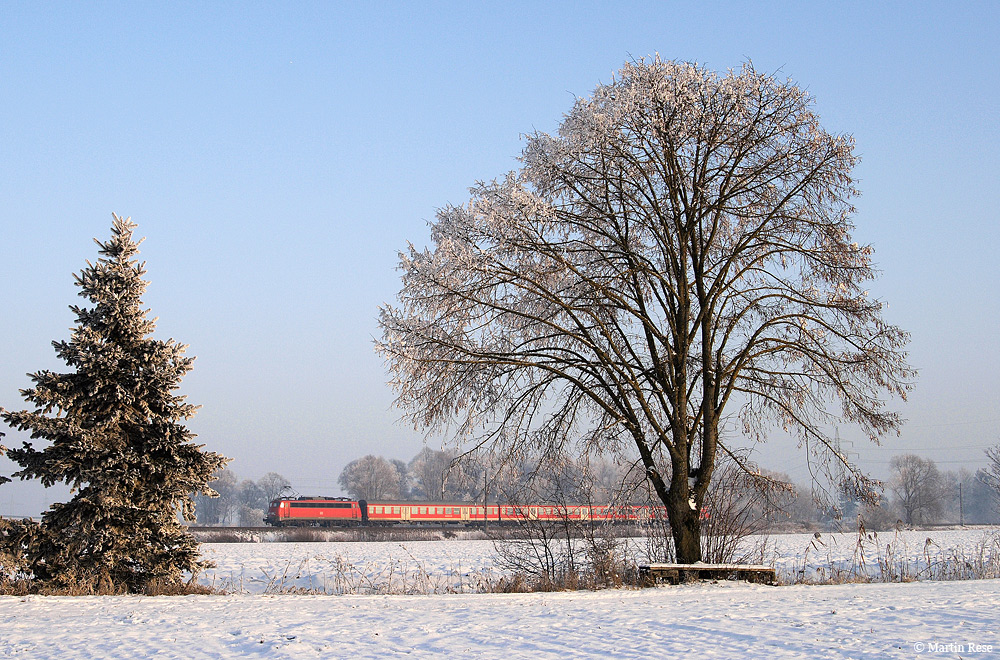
[361,502,550,526]
[364,501,473,525]
[264,496,363,526]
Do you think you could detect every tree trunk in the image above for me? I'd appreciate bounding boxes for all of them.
[667,489,702,565]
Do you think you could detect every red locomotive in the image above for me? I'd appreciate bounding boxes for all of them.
[264,496,363,526]
[264,496,686,527]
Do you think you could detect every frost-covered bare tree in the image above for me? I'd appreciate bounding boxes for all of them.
[193,469,291,525]
[408,447,453,501]
[235,479,266,527]
[194,468,238,525]
[378,58,913,563]
[337,455,401,501]
[408,447,475,500]
[978,445,1000,514]
[585,456,635,505]
[889,454,943,525]
[390,458,411,500]
[0,215,229,592]
[257,471,292,504]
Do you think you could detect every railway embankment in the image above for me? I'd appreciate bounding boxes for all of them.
[190,526,492,543]
[188,524,659,543]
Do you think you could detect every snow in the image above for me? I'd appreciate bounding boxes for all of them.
[767,528,1000,582]
[2,581,996,658]
[196,528,1000,594]
[197,539,500,594]
[1,529,998,659]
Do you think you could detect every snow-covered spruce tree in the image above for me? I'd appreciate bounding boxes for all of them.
[0,215,228,593]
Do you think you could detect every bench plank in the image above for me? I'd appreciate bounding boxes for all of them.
[639,563,776,585]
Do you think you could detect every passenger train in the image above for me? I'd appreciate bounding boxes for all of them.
[263,496,684,527]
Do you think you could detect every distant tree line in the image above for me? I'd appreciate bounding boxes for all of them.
[198,447,1000,530]
[882,453,998,527]
[335,448,1000,532]
[336,448,656,507]
[770,453,1000,530]
[192,471,290,527]
[337,448,482,502]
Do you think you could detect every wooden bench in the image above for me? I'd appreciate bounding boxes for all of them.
[639,563,776,585]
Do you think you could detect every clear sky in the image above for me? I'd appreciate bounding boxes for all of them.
[2,1,998,517]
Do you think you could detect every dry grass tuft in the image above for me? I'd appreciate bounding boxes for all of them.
[780,525,1000,585]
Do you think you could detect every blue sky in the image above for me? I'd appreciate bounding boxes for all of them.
[2,2,998,516]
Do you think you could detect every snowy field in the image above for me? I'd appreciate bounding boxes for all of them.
[194,528,1000,594]
[1,529,998,659]
[2,581,997,658]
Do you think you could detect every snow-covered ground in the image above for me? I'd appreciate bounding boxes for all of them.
[2,581,997,658]
[198,538,501,594]
[767,527,1000,582]
[2,529,998,659]
[195,527,1000,594]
